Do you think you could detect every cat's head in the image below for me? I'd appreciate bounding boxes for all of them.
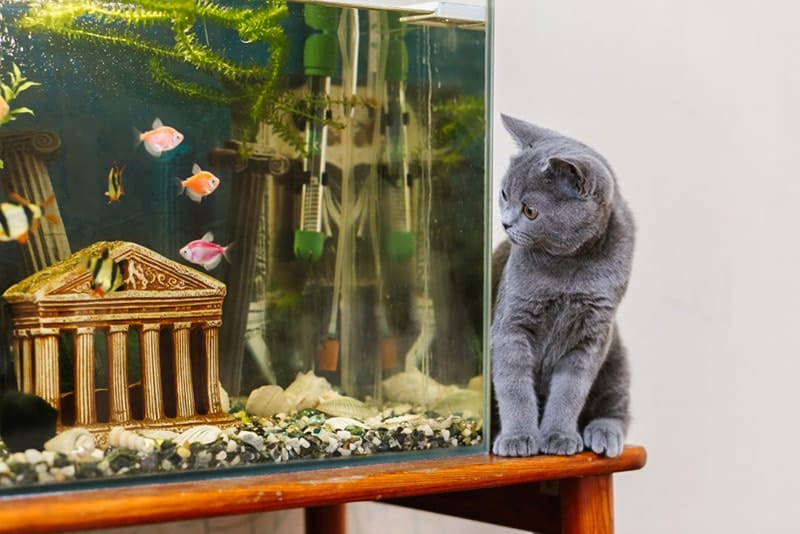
[498,114,616,256]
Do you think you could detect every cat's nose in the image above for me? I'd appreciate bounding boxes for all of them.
[502,223,511,230]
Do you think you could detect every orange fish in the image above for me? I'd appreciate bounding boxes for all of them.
[176,163,221,203]
[0,192,59,245]
[0,95,9,123]
[135,118,184,157]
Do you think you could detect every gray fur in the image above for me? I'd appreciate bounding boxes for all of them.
[491,114,634,457]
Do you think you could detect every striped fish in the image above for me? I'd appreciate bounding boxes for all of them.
[0,192,59,245]
[105,162,125,203]
[86,247,125,297]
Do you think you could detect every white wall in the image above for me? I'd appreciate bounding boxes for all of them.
[493,0,800,532]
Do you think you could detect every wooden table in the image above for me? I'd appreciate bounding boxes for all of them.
[0,445,646,533]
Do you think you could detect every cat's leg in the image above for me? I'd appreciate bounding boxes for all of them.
[580,328,630,457]
[491,328,541,456]
[538,347,600,455]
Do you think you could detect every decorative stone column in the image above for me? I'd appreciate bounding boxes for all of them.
[211,141,290,395]
[107,325,130,423]
[172,322,195,418]
[74,326,96,425]
[139,323,164,421]
[12,329,33,393]
[203,320,223,414]
[0,130,70,274]
[31,327,60,412]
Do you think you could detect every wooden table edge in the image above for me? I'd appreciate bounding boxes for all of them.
[0,445,646,533]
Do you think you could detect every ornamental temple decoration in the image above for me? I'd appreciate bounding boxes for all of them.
[2,241,232,437]
[0,130,71,274]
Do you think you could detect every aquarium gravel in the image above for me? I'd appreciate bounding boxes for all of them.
[0,406,482,488]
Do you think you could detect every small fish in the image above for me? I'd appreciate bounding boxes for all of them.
[0,192,59,245]
[176,163,221,203]
[105,161,125,203]
[0,95,9,122]
[86,247,125,297]
[179,231,233,271]
[135,118,184,157]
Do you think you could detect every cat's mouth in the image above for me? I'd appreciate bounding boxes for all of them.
[505,229,525,247]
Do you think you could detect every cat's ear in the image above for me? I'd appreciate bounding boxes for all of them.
[501,114,552,148]
[547,156,614,201]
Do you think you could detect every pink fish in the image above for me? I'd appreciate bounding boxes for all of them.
[176,163,221,203]
[179,231,233,271]
[136,118,184,157]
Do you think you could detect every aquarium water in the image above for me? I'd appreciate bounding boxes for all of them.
[0,0,489,491]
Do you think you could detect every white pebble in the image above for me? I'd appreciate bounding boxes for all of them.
[37,471,55,484]
[237,430,265,451]
[24,449,42,464]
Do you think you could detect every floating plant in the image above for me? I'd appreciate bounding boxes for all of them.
[0,62,39,169]
[19,0,302,154]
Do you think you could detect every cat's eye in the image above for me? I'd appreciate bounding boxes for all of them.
[501,189,508,201]
[522,204,538,220]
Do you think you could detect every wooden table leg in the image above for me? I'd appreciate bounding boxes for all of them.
[305,504,347,534]
[560,474,614,534]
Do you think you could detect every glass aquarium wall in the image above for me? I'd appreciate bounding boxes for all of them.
[0,0,488,492]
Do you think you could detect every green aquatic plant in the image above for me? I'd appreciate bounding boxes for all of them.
[432,94,485,169]
[0,63,40,169]
[19,0,309,154]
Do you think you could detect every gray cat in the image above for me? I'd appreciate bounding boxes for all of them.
[491,114,634,458]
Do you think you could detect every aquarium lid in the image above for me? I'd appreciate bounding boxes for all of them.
[291,0,486,29]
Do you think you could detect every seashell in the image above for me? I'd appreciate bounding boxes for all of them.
[246,385,290,417]
[467,375,483,392]
[44,428,96,455]
[427,415,454,431]
[219,382,230,413]
[383,413,425,427]
[138,429,178,441]
[284,371,332,411]
[174,424,222,445]
[382,368,452,404]
[323,416,370,431]
[429,388,483,416]
[108,426,156,453]
[316,395,378,419]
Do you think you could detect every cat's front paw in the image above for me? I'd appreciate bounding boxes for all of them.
[492,432,540,457]
[540,429,583,455]
[583,418,624,457]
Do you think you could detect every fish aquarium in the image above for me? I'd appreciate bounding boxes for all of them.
[0,0,490,493]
